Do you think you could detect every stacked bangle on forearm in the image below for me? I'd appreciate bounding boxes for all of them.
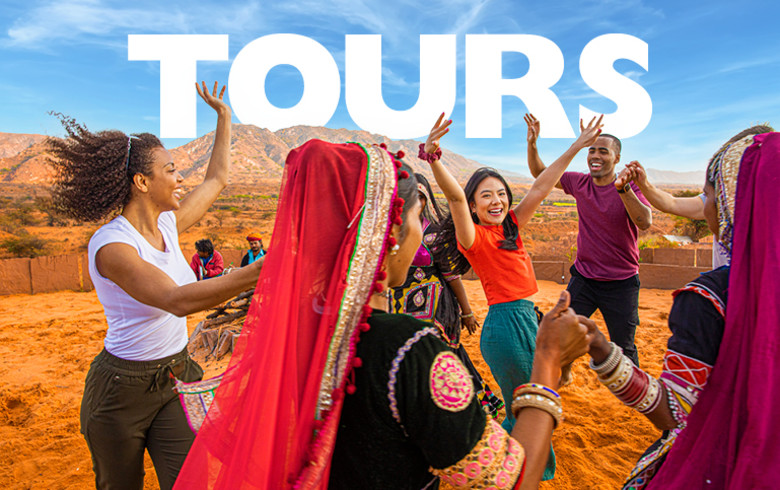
[460,312,474,319]
[510,383,563,429]
[591,343,662,414]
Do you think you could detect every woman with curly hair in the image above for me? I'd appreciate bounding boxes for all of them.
[48,82,262,490]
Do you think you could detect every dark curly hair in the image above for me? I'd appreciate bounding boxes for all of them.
[434,167,518,276]
[47,113,164,222]
[195,238,215,255]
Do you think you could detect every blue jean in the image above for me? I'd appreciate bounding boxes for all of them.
[481,299,556,481]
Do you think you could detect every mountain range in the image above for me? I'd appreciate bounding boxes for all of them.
[0,125,703,187]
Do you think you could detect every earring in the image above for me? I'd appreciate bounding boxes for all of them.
[390,243,400,255]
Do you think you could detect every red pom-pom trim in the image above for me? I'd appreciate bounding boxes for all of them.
[379,142,387,149]
[346,384,357,395]
[394,197,405,207]
[373,282,384,293]
[332,388,344,401]
[395,150,405,159]
[399,170,409,179]
[352,357,363,368]
[359,322,371,332]
[394,160,402,169]
[393,217,403,225]
[363,305,373,317]
[387,236,397,246]
[376,270,387,281]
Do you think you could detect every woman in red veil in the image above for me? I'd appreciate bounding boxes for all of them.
[175,121,592,489]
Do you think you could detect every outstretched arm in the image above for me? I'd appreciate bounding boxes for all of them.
[95,243,262,317]
[424,114,479,249]
[513,115,604,228]
[615,165,653,230]
[625,161,705,220]
[512,291,590,489]
[175,82,232,233]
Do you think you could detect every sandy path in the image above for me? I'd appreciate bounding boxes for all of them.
[1,280,674,489]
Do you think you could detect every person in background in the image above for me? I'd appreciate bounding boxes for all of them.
[240,232,266,267]
[190,238,223,280]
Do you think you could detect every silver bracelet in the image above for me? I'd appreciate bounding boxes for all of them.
[589,342,621,376]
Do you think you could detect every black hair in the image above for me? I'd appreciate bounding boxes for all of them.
[435,167,518,276]
[415,173,445,224]
[48,113,164,222]
[706,124,774,186]
[598,133,621,154]
[395,160,420,240]
[195,239,215,255]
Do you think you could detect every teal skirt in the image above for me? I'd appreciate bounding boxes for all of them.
[481,299,556,481]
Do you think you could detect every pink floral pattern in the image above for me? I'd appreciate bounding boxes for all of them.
[431,419,525,489]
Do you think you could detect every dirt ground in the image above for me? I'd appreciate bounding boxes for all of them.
[0,279,676,489]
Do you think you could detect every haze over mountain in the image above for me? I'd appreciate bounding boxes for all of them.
[0,125,702,187]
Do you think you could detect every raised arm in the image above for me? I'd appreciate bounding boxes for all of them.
[95,243,262,317]
[424,114,478,249]
[626,161,705,220]
[513,115,604,228]
[524,114,551,181]
[615,164,653,230]
[175,82,232,233]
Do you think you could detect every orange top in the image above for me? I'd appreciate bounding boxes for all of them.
[457,212,538,305]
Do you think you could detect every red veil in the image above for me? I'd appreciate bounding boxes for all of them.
[175,140,400,489]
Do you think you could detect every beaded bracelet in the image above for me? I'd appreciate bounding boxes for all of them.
[661,380,686,425]
[589,342,621,376]
[511,393,563,429]
[418,143,442,163]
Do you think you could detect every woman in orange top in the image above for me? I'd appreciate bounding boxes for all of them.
[425,113,603,481]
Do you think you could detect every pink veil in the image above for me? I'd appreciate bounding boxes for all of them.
[175,140,401,489]
[649,132,780,488]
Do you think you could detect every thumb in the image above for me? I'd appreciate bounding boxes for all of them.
[550,290,571,316]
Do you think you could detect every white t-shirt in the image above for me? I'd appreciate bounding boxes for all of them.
[699,193,730,269]
[88,211,195,360]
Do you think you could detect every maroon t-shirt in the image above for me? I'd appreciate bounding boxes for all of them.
[560,172,650,281]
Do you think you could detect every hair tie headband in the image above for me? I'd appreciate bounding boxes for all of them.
[125,136,132,170]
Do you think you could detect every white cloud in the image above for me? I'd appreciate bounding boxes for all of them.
[3,0,262,49]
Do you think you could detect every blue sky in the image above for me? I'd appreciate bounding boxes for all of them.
[1,0,779,177]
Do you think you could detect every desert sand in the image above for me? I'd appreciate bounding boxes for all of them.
[1,279,674,489]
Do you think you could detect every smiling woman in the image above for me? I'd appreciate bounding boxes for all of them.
[46,82,263,490]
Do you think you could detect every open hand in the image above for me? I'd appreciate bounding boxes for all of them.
[575,114,604,149]
[196,81,231,116]
[424,113,452,155]
[461,315,478,335]
[524,113,540,145]
[537,290,589,367]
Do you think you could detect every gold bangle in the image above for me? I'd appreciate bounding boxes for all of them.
[511,393,563,429]
[599,355,633,393]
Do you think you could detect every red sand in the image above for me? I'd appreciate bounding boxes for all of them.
[1,280,672,489]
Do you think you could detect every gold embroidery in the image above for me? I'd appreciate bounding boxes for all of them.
[317,144,397,415]
[430,352,474,412]
[431,418,525,489]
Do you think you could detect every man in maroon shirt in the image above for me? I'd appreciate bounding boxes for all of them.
[525,114,651,366]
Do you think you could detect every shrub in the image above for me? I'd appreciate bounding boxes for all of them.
[1,232,52,258]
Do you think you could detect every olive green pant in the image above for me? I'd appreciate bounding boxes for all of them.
[80,347,203,490]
